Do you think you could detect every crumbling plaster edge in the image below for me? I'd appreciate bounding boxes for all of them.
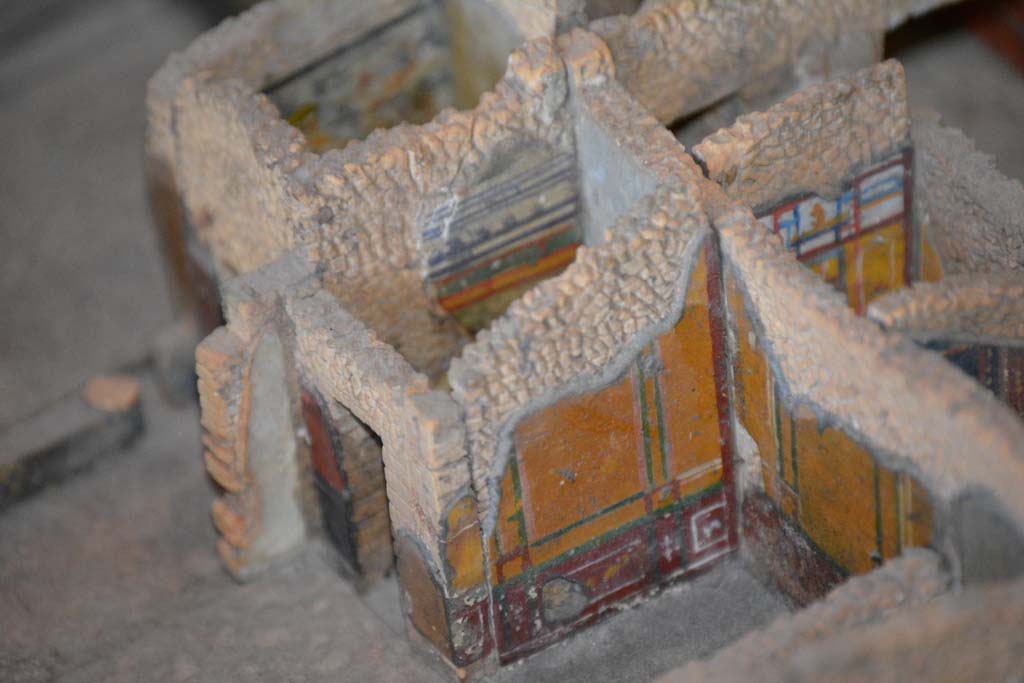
[868,270,1024,342]
[451,30,716,539]
[590,0,960,127]
[170,32,578,278]
[146,0,423,171]
[910,109,1024,276]
[691,59,912,213]
[715,205,1024,540]
[475,224,713,541]
[281,286,475,567]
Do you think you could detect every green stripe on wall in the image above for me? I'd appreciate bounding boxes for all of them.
[635,359,656,488]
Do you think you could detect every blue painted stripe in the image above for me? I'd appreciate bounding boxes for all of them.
[861,174,901,197]
[421,155,575,232]
[428,206,578,280]
[421,163,576,241]
[427,194,579,267]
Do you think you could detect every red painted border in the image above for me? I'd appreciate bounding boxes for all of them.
[902,147,916,285]
[704,236,740,549]
[971,0,1024,75]
[797,213,906,263]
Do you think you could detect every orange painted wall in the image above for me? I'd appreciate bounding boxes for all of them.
[490,240,727,585]
[727,271,933,576]
[759,152,947,314]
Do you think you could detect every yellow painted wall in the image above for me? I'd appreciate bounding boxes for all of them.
[727,271,933,576]
[847,222,906,314]
[445,494,485,592]
[491,241,723,583]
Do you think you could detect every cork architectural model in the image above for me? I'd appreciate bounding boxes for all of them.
[148,1,1024,679]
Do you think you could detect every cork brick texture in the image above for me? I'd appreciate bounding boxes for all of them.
[150,0,1024,679]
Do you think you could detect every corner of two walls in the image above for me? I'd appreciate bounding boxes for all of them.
[452,31,712,529]
[448,45,730,659]
[714,202,1024,594]
[172,2,1024,673]
[911,111,1024,277]
[443,50,1024,653]
[193,249,321,581]
[178,26,592,672]
[589,0,958,146]
[573,77,660,245]
[693,60,1024,598]
[147,0,425,321]
[197,239,489,666]
[694,59,932,601]
[283,283,492,667]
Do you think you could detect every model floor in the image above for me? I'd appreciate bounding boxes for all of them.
[0,381,788,682]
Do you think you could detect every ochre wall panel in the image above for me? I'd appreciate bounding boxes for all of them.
[514,374,643,543]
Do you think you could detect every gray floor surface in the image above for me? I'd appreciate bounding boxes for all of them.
[1,1,1022,681]
[0,0,204,428]
[0,382,788,683]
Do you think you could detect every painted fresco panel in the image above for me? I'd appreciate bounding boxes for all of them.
[793,416,893,574]
[682,489,732,569]
[268,5,453,152]
[515,374,643,543]
[301,390,359,571]
[421,152,582,333]
[656,252,725,495]
[755,151,919,314]
[726,271,775,496]
[725,269,935,596]
[490,239,735,661]
[526,498,648,570]
[926,341,1024,419]
[491,490,728,663]
[495,459,526,568]
[445,495,485,593]
[300,389,393,581]
[853,222,907,312]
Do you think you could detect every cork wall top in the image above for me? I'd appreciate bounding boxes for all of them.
[869,272,1024,342]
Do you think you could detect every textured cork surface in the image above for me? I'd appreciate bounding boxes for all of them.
[152,1,1024,676]
[912,111,1024,275]
[173,37,576,379]
[287,287,471,574]
[590,0,958,126]
[450,187,711,526]
[661,555,1024,682]
[715,204,1024,533]
[449,42,714,527]
[869,271,1024,341]
[11,0,1024,679]
[694,60,911,211]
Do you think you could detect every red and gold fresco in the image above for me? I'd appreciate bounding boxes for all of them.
[756,151,943,314]
[484,238,738,662]
[927,342,1024,420]
[726,269,934,601]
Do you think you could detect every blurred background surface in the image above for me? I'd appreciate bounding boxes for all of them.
[1,0,1023,429]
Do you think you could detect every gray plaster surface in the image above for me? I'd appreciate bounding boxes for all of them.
[490,564,788,683]
[0,382,441,683]
[891,6,1024,181]
[2,0,1020,431]
[0,0,209,428]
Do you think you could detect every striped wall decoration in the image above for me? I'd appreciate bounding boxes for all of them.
[420,152,582,332]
